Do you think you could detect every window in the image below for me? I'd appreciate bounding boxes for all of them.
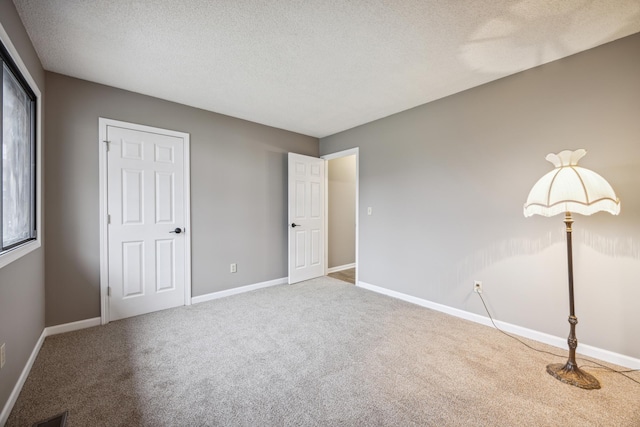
[1,39,37,256]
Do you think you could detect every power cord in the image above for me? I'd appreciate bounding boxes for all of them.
[476,291,640,386]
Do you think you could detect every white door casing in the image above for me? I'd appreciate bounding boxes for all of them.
[99,119,191,323]
[321,147,359,286]
[288,153,325,284]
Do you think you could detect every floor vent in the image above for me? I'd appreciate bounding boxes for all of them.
[33,411,68,427]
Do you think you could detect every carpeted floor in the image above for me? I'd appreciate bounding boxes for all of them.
[7,277,640,426]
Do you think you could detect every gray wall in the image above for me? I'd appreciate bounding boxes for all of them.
[328,155,356,268]
[45,72,318,326]
[320,33,640,359]
[0,0,46,415]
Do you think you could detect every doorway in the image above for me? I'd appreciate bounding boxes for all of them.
[322,148,359,285]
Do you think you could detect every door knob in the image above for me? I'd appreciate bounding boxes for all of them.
[291,223,301,228]
[170,228,183,234]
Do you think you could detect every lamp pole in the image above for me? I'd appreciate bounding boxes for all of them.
[545,212,601,389]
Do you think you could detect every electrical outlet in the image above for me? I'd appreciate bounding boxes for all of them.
[1,343,5,369]
[230,263,237,273]
[474,280,482,293]
[367,207,372,215]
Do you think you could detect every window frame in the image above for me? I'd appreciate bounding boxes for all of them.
[0,22,42,269]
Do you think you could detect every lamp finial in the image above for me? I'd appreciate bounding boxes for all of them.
[544,149,586,168]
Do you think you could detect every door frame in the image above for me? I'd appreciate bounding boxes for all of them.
[98,118,192,325]
[321,147,359,286]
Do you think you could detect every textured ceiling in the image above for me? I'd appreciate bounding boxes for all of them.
[13,0,640,138]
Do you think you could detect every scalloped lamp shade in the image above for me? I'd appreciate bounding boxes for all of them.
[523,149,620,218]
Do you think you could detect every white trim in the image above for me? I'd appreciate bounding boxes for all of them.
[0,21,43,270]
[0,240,41,269]
[321,147,360,161]
[0,317,100,425]
[191,277,287,304]
[327,263,356,274]
[357,281,640,370]
[321,148,359,286]
[99,120,109,324]
[183,138,192,307]
[98,118,192,324]
[44,317,101,336]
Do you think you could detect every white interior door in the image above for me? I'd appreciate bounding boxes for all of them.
[288,153,325,284]
[103,121,189,321]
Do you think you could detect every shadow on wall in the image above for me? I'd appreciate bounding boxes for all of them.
[459,0,640,75]
[580,229,640,260]
[447,229,564,288]
[444,226,640,290]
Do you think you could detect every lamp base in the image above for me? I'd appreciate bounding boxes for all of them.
[546,362,600,389]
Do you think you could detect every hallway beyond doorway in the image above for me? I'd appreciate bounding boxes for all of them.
[328,268,356,284]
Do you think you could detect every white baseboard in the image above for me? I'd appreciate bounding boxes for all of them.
[357,281,640,370]
[0,316,101,425]
[0,330,45,426]
[191,277,287,304]
[44,317,101,337]
[327,263,356,274]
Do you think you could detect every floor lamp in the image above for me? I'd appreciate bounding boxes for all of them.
[523,149,620,389]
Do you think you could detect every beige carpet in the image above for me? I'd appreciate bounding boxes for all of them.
[7,277,640,426]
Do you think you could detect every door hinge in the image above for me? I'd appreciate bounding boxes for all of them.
[107,214,111,224]
[103,140,111,151]
[107,286,111,297]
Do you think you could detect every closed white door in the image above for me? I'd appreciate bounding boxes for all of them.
[288,153,325,284]
[104,121,189,321]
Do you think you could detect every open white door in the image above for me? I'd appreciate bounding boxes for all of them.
[288,153,325,284]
